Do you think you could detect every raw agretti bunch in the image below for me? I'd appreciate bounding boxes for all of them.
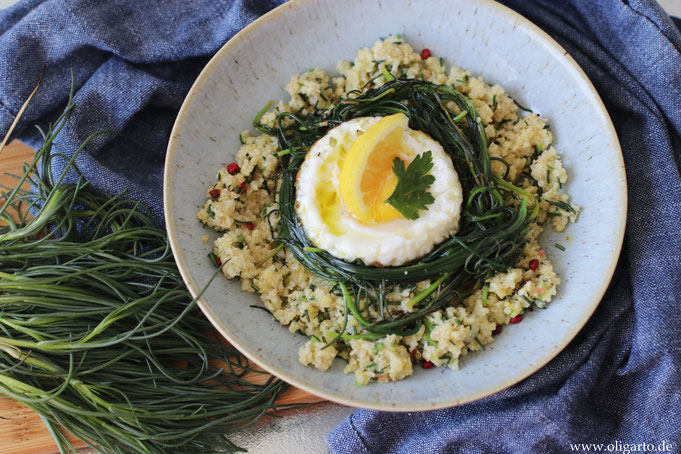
[256,78,538,341]
[0,84,295,453]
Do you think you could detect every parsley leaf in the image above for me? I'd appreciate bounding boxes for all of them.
[385,151,435,220]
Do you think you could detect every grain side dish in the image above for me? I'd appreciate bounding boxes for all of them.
[198,36,579,385]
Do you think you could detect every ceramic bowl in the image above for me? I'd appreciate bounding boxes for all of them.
[164,0,626,410]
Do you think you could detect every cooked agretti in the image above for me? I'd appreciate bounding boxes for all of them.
[257,78,538,338]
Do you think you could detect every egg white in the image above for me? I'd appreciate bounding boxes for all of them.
[295,116,462,266]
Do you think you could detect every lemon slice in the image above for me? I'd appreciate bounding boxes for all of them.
[339,113,409,223]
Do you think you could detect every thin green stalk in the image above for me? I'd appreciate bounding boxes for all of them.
[0,83,298,453]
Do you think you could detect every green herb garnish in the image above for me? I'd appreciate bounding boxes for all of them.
[208,251,221,267]
[423,318,439,347]
[475,337,486,350]
[206,203,215,219]
[511,96,533,113]
[385,151,435,220]
[546,199,576,214]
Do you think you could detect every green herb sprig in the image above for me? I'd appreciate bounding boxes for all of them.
[385,150,435,220]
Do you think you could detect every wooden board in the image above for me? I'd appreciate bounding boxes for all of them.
[0,141,324,454]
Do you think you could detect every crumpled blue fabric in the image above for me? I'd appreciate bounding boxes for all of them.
[0,0,287,223]
[1,1,679,453]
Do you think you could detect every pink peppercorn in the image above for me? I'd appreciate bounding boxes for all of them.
[209,188,220,198]
[529,259,539,271]
[421,360,434,369]
[492,326,502,335]
[239,182,248,192]
[510,315,523,324]
[245,222,255,231]
[420,49,431,59]
[227,163,240,175]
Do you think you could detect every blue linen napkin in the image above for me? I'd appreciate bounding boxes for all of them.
[1,1,680,453]
[329,1,681,452]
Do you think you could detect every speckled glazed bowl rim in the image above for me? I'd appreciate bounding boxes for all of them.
[164,0,627,411]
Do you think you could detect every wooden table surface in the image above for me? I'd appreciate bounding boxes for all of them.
[0,141,324,454]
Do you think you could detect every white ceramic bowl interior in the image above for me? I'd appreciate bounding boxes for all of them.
[164,0,626,411]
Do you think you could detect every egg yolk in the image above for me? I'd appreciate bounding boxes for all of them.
[339,113,411,224]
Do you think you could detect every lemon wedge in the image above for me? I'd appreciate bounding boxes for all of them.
[339,113,409,223]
